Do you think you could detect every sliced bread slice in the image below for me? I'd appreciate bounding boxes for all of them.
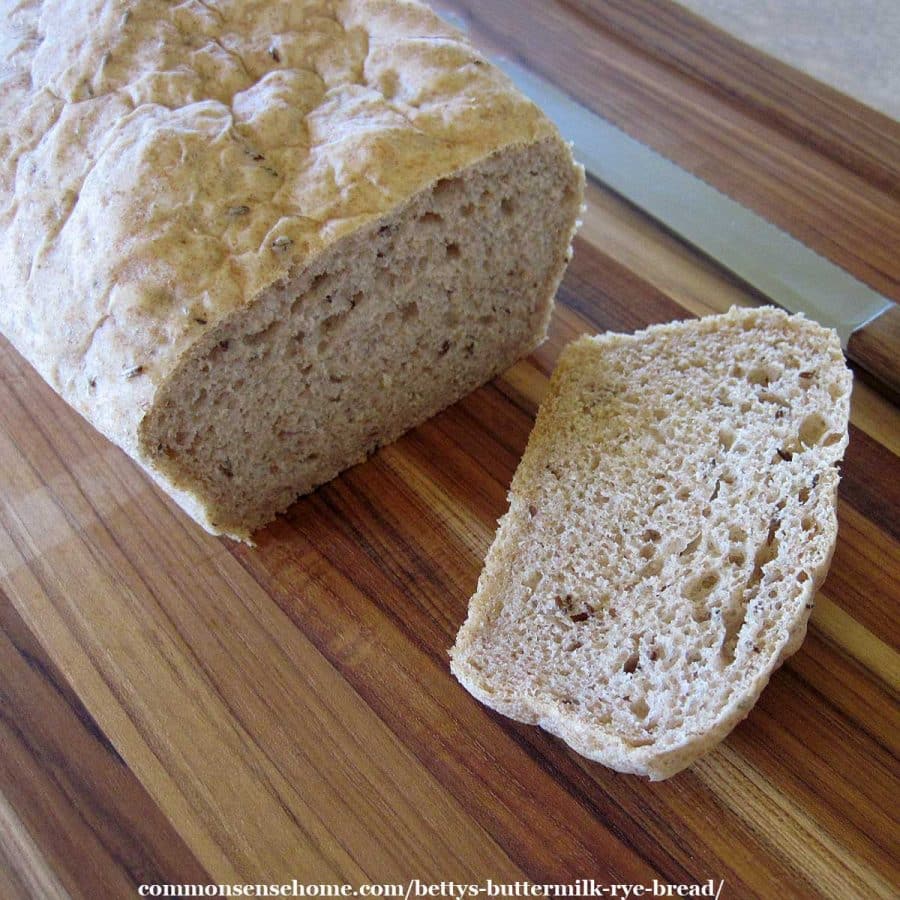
[450,306,852,779]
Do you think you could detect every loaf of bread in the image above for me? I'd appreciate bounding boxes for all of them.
[0,0,583,539]
[451,307,852,779]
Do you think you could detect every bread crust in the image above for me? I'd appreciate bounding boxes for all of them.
[451,307,851,780]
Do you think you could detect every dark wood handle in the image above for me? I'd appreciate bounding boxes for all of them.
[846,305,900,403]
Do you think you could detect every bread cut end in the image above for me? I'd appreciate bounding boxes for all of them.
[139,137,583,539]
[451,306,851,779]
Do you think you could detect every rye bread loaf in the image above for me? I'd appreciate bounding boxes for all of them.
[0,0,583,540]
[451,307,852,780]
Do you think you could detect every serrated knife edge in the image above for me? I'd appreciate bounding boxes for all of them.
[494,57,893,348]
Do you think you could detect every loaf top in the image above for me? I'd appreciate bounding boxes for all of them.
[0,0,555,450]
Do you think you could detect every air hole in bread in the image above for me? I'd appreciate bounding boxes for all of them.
[720,600,748,664]
[799,412,829,447]
[419,211,443,225]
[718,426,736,450]
[209,339,230,359]
[827,382,845,400]
[401,301,419,322]
[680,533,702,557]
[747,520,780,591]
[822,432,842,447]
[686,572,719,621]
[747,364,781,386]
[433,175,463,198]
[321,310,347,334]
[501,197,516,215]
[623,653,639,674]
[446,242,461,258]
[243,319,283,346]
[308,271,332,294]
[631,697,650,719]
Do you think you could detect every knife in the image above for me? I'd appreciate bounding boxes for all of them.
[487,54,900,399]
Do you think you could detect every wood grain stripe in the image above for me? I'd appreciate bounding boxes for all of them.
[0,591,212,897]
[726,662,899,862]
[692,746,896,898]
[566,0,900,193]
[811,594,900,691]
[840,429,900,543]
[0,789,70,900]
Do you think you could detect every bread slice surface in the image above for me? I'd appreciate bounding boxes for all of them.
[0,0,582,539]
[451,307,852,779]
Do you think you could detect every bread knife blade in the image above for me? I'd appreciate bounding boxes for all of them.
[494,56,894,345]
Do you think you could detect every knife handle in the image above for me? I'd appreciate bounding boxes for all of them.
[846,305,900,404]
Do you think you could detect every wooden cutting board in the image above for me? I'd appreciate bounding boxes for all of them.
[1,2,898,898]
